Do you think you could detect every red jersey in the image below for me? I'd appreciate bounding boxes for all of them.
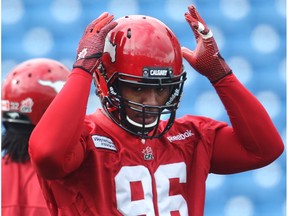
[1,156,50,216]
[29,69,284,216]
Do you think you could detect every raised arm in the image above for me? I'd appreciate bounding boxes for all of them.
[29,13,117,179]
[182,5,284,173]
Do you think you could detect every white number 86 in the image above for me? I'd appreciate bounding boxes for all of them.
[115,162,188,215]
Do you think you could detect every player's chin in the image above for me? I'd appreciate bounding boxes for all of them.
[133,115,158,125]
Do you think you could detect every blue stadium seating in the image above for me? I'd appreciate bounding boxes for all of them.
[2,1,286,215]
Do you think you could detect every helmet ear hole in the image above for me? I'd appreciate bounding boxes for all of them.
[127,28,132,39]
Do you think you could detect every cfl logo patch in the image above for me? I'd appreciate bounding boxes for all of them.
[142,146,154,160]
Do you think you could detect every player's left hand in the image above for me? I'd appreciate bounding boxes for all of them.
[181,5,232,83]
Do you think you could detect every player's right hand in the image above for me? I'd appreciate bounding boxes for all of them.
[73,12,117,75]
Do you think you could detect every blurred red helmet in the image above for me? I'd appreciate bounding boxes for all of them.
[2,58,70,125]
[94,15,186,138]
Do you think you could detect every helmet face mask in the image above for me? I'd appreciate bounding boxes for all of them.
[102,70,186,138]
[94,15,186,139]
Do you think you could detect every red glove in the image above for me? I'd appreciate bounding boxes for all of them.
[73,12,117,74]
[182,5,232,83]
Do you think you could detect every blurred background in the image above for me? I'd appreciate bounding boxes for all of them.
[2,0,286,215]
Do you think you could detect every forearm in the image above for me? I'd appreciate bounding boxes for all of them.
[213,73,284,166]
[29,68,92,179]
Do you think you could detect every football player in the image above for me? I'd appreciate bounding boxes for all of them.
[29,5,284,216]
[2,58,69,216]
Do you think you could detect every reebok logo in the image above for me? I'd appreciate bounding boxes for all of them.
[167,130,194,142]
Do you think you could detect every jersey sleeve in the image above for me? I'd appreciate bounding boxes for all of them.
[29,68,92,179]
[209,73,284,174]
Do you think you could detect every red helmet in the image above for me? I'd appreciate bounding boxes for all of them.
[94,15,186,138]
[2,58,70,126]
